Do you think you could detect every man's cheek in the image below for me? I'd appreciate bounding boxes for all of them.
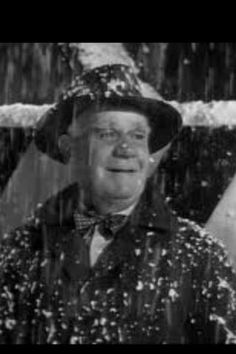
[89,151,106,179]
[138,151,149,170]
[89,143,108,168]
[96,167,107,180]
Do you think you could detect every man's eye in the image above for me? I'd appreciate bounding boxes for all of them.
[130,131,146,140]
[97,130,118,140]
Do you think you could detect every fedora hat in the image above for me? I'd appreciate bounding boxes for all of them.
[34,64,182,163]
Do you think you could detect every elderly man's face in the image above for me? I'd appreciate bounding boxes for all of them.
[67,109,151,211]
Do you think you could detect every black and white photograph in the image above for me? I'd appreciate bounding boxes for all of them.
[0,42,236,344]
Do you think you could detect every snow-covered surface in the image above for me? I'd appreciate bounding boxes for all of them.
[1,101,236,127]
[0,104,52,127]
[170,100,236,126]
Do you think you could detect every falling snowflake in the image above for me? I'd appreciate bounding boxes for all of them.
[136,281,144,291]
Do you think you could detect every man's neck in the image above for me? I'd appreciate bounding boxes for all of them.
[91,195,139,216]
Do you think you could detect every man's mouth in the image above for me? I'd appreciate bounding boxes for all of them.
[107,168,137,173]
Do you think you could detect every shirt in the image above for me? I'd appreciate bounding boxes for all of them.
[89,204,136,267]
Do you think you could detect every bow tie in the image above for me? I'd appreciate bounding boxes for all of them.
[73,210,127,240]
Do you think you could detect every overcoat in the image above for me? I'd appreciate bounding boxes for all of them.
[0,181,236,344]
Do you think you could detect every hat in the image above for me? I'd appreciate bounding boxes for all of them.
[34,64,182,163]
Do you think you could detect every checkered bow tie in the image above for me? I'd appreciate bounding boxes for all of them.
[74,210,127,240]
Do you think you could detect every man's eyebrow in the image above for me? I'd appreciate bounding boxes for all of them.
[91,121,150,129]
[132,124,151,133]
[132,125,150,131]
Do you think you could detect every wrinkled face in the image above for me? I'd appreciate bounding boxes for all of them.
[67,109,151,209]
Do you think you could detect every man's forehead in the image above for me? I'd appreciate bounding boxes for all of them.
[72,105,150,130]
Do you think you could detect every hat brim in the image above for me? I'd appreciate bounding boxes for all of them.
[34,94,182,163]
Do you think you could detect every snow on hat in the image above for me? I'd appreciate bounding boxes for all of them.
[34,64,182,163]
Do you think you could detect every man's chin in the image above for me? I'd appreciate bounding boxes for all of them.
[104,186,142,201]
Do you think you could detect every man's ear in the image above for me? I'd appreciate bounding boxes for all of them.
[147,143,171,177]
[58,134,72,163]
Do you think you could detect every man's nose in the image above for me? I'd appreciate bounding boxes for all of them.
[112,137,136,158]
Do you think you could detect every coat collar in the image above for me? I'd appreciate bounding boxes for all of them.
[39,178,175,236]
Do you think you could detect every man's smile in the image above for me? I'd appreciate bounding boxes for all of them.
[106,167,138,173]
[107,168,138,173]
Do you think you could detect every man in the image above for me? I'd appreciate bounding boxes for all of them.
[0,64,236,344]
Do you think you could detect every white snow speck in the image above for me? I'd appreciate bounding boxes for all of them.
[168,288,179,301]
[136,281,144,291]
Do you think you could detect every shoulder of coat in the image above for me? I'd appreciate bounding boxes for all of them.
[174,215,229,258]
[1,202,44,254]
